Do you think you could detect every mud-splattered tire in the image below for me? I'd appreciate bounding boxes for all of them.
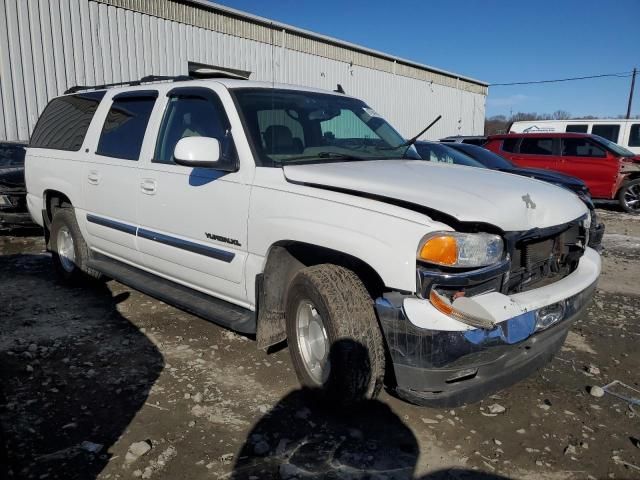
[50,208,102,283]
[618,178,640,214]
[285,264,385,406]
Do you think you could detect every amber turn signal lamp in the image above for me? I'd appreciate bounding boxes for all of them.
[418,235,457,266]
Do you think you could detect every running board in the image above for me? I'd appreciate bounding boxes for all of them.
[87,252,256,334]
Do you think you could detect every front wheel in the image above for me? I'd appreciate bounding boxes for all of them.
[285,264,385,406]
[618,178,640,214]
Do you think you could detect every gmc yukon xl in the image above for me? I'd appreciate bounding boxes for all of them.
[25,76,601,407]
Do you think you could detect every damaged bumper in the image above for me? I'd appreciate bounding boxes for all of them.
[375,247,601,407]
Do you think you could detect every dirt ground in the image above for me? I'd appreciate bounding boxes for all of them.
[1,208,639,480]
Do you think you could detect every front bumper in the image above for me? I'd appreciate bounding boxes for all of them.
[0,192,34,227]
[375,247,601,407]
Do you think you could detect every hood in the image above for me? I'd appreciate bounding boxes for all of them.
[500,167,586,192]
[0,166,25,190]
[283,160,587,232]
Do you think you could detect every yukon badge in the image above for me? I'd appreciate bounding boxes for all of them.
[205,232,241,247]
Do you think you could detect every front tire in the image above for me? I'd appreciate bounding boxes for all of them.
[50,208,102,283]
[285,264,385,406]
[618,178,640,214]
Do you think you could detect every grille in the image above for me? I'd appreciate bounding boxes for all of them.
[505,222,585,294]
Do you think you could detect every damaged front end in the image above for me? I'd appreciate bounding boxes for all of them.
[375,215,600,407]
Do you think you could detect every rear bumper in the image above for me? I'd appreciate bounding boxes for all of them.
[375,248,600,407]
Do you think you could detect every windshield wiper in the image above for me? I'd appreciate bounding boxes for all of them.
[377,115,442,151]
[280,152,372,163]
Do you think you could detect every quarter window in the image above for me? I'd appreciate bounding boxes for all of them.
[629,124,640,147]
[519,138,554,155]
[154,90,236,165]
[97,94,156,160]
[592,124,620,142]
[566,124,588,133]
[561,138,606,158]
[30,92,105,151]
[502,138,518,152]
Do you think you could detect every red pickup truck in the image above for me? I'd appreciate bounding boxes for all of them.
[484,133,640,213]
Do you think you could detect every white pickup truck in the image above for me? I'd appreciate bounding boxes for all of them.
[25,76,601,407]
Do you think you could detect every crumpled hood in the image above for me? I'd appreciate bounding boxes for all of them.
[283,160,587,231]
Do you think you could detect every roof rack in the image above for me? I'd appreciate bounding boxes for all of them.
[64,70,248,95]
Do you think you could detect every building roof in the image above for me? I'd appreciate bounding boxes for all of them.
[186,0,488,88]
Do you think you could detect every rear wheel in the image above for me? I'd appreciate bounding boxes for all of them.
[618,178,640,214]
[50,208,102,282]
[285,264,385,406]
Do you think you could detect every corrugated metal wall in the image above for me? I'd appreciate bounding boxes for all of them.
[0,0,486,142]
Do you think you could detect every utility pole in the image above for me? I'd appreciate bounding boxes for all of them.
[627,67,637,119]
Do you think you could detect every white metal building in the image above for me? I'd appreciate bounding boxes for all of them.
[0,0,488,143]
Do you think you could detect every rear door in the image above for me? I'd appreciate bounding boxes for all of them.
[560,137,618,199]
[508,137,560,171]
[136,85,250,305]
[81,90,158,263]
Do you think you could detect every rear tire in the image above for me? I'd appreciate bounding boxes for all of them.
[50,208,102,283]
[618,178,640,214]
[285,264,385,406]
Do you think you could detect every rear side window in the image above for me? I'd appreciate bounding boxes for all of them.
[566,124,588,133]
[519,138,553,155]
[629,124,640,147]
[592,124,620,142]
[97,92,157,160]
[30,92,105,151]
[502,138,518,152]
[561,138,606,158]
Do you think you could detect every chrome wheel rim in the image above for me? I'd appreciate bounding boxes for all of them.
[623,184,640,212]
[296,300,330,384]
[57,226,76,272]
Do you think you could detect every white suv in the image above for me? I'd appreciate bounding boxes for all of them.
[25,77,601,407]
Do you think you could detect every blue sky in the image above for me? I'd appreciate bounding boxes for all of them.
[212,0,639,118]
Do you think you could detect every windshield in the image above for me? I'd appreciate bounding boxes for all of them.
[591,135,636,157]
[0,144,26,167]
[233,88,420,166]
[414,142,486,168]
[447,143,514,169]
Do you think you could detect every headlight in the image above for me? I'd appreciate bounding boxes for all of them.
[418,232,504,268]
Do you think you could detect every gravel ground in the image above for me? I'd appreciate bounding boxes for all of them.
[1,209,639,480]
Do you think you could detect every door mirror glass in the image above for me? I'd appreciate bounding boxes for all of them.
[174,136,222,168]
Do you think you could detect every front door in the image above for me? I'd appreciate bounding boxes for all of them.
[82,90,158,264]
[136,86,250,306]
[560,137,619,199]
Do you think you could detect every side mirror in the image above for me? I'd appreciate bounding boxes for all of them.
[174,136,223,169]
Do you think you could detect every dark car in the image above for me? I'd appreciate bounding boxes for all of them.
[439,135,488,146]
[414,141,604,250]
[0,141,35,229]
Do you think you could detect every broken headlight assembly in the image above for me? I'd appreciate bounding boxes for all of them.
[417,232,504,268]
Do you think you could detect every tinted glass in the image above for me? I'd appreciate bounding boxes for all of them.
[233,88,416,166]
[0,144,26,167]
[629,124,640,147]
[566,124,588,133]
[30,92,105,151]
[561,138,606,158]
[155,95,233,164]
[415,143,485,167]
[97,96,156,160]
[591,124,620,142]
[519,138,553,155]
[591,135,635,157]
[448,143,513,169]
[502,138,518,152]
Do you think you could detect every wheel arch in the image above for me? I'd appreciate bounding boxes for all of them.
[255,240,386,350]
[41,190,74,248]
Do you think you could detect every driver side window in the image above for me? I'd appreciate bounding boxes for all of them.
[154,94,235,165]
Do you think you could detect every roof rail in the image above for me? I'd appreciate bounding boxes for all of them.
[64,70,248,95]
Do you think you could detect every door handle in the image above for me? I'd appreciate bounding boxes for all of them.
[140,179,157,195]
[87,171,100,185]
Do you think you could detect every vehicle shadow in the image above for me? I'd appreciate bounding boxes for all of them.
[231,340,512,480]
[0,253,164,480]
